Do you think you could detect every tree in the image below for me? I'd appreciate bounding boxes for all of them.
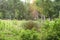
[35,0,60,19]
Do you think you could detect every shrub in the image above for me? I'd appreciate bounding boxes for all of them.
[1,19,60,40]
[21,20,40,30]
[20,29,40,40]
[42,19,60,40]
[0,20,40,40]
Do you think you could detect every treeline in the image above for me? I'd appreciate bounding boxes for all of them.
[0,0,60,20]
[0,0,31,20]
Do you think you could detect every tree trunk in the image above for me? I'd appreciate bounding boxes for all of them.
[59,11,60,18]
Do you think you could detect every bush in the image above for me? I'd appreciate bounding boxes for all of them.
[20,29,40,40]
[1,19,60,40]
[21,20,40,30]
[42,19,60,40]
[0,20,40,40]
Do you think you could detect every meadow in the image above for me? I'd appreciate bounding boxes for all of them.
[0,0,60,40]
[0,20,40,40]
[0,19,60,40]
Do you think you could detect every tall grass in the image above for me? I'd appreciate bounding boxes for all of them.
[0,20,40,40]
[0,19,60,40]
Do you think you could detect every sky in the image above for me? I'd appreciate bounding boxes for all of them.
[51,0,55,2]
[20,0,33,4]
[20,0,55,4]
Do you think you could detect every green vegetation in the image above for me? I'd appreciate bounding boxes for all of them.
[0,0,60,20]
[0,0,60,40]
[0,19,60,40]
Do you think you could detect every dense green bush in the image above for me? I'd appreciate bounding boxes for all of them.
[0,20,40,40]
[21,21,40,30]
[20,29,40,40]
[0,29,40,40]
[0,19,60,40]
[42,19,60,40]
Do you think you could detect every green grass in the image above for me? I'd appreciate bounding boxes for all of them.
[0,20,40,40]
[0,19,60,40]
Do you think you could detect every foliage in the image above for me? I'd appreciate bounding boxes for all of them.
[0,19,60,40]
[41,19,60,40]
[0,0,60,20]
[35,0,60,19]
[0,20,40,40]
[0,0,32,20]
[21,20,40,31]
[20,29,40,40]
